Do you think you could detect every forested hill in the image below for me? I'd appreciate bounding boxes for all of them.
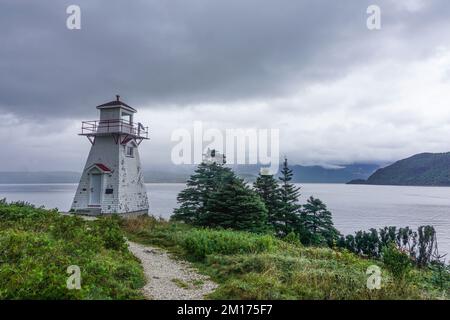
[348,152,450,186]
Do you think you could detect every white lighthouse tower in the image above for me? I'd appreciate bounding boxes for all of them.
[71,95,149,216]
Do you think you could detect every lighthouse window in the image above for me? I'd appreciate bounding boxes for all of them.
[121,112,132,124]
[126,146,134,157]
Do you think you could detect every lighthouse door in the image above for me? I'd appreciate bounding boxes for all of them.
[89,174,102,205]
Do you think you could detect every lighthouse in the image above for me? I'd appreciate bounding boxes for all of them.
[71,95,149,215]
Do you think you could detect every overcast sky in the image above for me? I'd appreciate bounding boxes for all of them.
[2,0,450,171]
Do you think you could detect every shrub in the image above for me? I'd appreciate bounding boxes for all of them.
[182,229,276,260]
[283,232,301,246]
[339,225,439,268]
[94,216,128,251]
[427,261,450,294]
[382,244,412,281]
[0,201,145,299]
[0,200,57,226]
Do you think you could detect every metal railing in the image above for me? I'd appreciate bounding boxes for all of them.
[81,119,149,139]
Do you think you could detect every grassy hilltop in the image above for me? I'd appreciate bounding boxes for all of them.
[0,200,145,299]
[122,215,448,300]
[0,200,447,300]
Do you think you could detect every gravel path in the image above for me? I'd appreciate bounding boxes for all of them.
[127,241,218,300]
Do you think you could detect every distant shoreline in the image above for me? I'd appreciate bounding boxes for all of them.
[2,181,450,188]
[0,163,379,185]
[347,181,450,187]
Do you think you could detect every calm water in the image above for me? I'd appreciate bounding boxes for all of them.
[0,183,449,257]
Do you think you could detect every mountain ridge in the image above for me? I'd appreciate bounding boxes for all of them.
[347,152,450,186]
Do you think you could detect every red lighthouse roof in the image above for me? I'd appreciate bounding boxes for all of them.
[94,163,112,172]
[86,163,112,173]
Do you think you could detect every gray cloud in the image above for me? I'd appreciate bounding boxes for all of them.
[2,0,450,169]
[1,0,445,117]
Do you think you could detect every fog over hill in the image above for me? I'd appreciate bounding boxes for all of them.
[0,163,379,184]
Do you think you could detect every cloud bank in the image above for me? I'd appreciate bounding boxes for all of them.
[1,0,450,170]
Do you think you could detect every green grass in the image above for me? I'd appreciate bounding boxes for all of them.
[0,200,145,299]
[3,201,445,300]
[191,279,204,287]
[121,215,449,300]
[171,278,190,289]
[182,228,276,260]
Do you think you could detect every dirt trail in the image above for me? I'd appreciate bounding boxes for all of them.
[127,241,217,300]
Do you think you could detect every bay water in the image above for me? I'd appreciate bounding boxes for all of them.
[0,183,448,258]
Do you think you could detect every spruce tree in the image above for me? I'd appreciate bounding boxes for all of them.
[300,196,340,246]
[173,161,269,233]
[278,157,301,236]
[253,171,283,234]
[172,162,233,225]
[203,174,269,233]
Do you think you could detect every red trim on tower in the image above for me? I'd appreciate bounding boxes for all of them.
[94,163,112,172]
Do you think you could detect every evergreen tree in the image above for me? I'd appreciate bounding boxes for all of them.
[172,161,269,233]
[253,171,283,234]
[300,196,340,246]
[172,162,233,225]
[202,174,269,233]
[278,157,302,236]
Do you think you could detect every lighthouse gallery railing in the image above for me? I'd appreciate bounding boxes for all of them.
[81,119,149,139]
